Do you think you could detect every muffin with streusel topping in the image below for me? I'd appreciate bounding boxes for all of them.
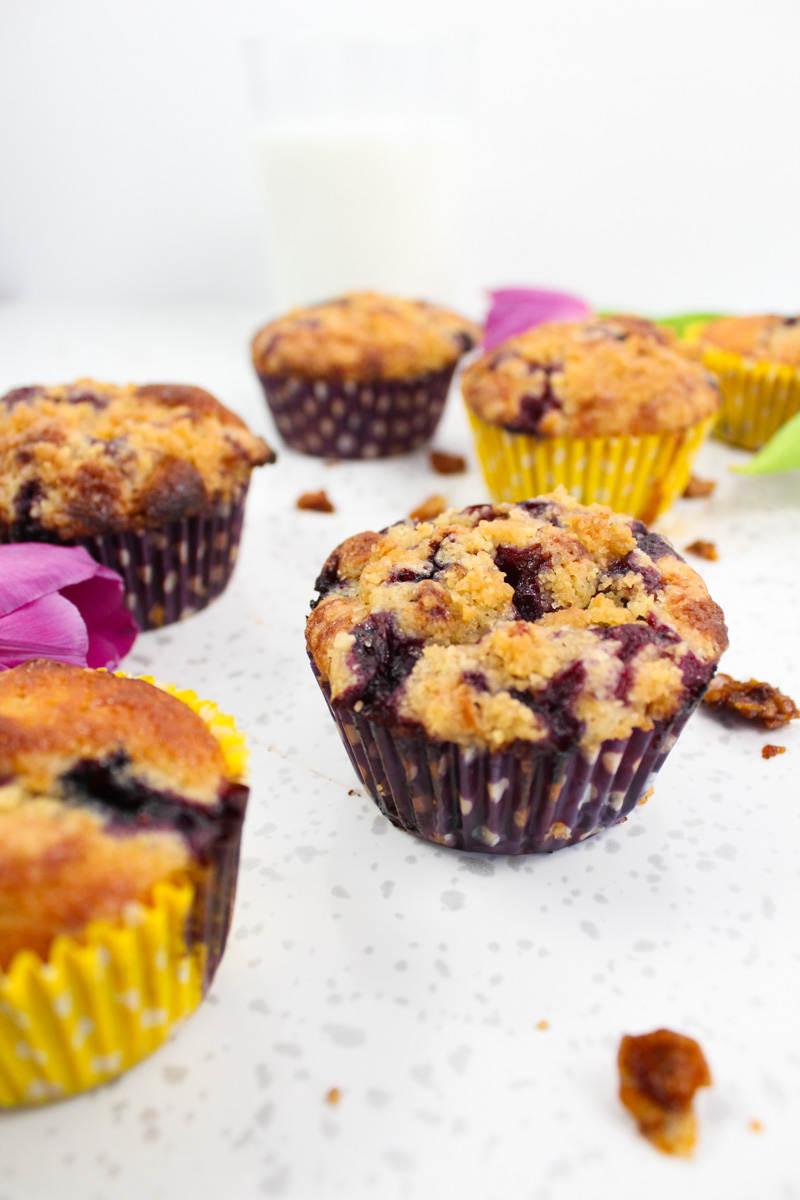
[0,660,248,1106]
[689,315,800,449]
[462,316,720,521]
[0,380,275,629]
[306,487,727,853]
[251,291,480,458]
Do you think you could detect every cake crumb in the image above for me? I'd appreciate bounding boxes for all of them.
[685,539,718,561]
[749,1118,763,1133]
[325,1087,341,1106]
[703,674,800,729]
[430,450,467,475]
[683,475,716,499]
[536,1019,549,1031]
[637,786,655,806]
[761,744,786,759]
[410,494,448,521]
[297,490,335,513]
[618,1028,711,1157]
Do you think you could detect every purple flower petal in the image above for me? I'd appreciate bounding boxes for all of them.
[0,591,88,669]
[484,287,592,351]
[0,543,138,671]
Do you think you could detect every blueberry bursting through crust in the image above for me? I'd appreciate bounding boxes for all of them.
[306,488,728,853]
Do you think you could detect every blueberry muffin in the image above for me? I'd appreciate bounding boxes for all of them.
[306,487,727,853]
[0,380,275,629]
[251,291,480,458]
[690,315,800,449]
[461,316,720,521]
[0,660,248,1106]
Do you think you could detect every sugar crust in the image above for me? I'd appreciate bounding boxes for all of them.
[461,316,720,436]
[697,315,800,367]
[0,380,274,539]
[307,488,728,752]
[251,292,481,382]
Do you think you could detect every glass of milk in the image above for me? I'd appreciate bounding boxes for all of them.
[243,35,469,312]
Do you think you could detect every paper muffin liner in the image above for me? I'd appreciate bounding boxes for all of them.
[0,681,249,1108]
[311,667,698,855]
[255,367,456,458]
[694,343,800,451]
[467,410,716,523]
[76,485,250,631]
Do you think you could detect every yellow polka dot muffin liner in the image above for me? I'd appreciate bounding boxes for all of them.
[467,410,716,523]
[0,681,248,1108]
[683,325,800,451]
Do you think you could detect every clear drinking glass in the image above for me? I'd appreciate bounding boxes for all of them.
[243,34,469,311]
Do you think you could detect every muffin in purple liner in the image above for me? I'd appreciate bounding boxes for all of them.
[251,292,480,458]
[306,487,728,853]
[0,380,275,629]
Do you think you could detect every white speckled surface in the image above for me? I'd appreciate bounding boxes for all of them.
[1,304,798,1200]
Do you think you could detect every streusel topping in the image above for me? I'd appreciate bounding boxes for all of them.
[462,316,720,436]
[0,380,274,539]
[307,488,727,752]
[252,292,481,382]
[696,315,800,367]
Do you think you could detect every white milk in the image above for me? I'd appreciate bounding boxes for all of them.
[254,121,467,310]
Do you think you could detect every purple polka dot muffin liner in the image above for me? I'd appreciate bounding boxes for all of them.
[75,485,249,632]
[313,669,698,854]
[255,367,456,458]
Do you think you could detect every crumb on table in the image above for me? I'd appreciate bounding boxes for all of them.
[703,674,800,730]
[685,539,718,561]
[761,744,786,759]
[297,490,335,513]
[618,1028,711,1157]
[536,1019,549,1031]
[325,1087,341,1105]
[409,494,448,521]
[429,450,467,475]
[683,475,716,499]
[749,1118,763,1133]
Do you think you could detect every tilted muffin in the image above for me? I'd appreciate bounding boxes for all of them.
[0,660,248,1106]
[462,316,720,521]
[0,380,275,629]
[690,315,800,449]
[306,487,727,853]
[251,291,480,458]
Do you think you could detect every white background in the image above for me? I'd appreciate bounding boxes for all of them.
[1,0,799,316]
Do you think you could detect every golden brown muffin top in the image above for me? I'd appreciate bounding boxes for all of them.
[307,488,727,752]
[0,661,229,804]
[462,316,720,436]
[0,379,275,539]
[251,292,481,382]
[0,662,247,971]
[696,315,800,367]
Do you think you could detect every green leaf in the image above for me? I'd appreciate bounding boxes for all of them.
[734,412,800,474]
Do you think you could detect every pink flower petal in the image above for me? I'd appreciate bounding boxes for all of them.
[0,543,138,671]
[61,571,138,669]
[0,543,100,619]
[0,591,88,669]
[484,287,592,351]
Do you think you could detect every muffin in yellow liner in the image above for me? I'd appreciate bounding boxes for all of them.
[0,663,248,1108]
[462,316,720,522]
[685,316,800,451]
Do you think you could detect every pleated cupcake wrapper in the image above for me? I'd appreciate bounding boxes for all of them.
[698,345,800,451]
[0,880,203,1108]
[256,367,456,458]
[312,667,696,854]
[0,680,249,1108]
[467,411,716,523]
[75,485,249,631]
